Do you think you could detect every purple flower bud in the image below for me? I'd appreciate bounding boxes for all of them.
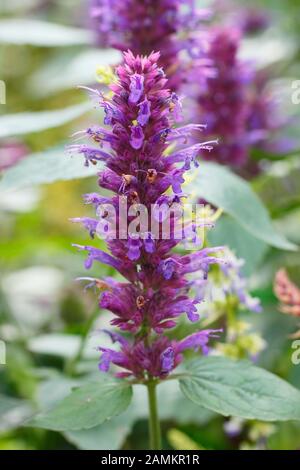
[129,74,144,104]
[170,169,185,194]
[144,232,156,254]
[159,258,178,280]
[130,124,144,149]
[137,99,151,126]
[160,347,175,373]
[127,236,142,261]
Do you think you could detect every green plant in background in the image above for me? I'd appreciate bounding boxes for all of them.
[1,0,300,451]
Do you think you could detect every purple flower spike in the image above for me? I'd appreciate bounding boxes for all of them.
[89,0,210,91]
[73,51,223,380]
[188,24,286,171]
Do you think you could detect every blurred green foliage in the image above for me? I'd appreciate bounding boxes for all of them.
[1,0,300,450]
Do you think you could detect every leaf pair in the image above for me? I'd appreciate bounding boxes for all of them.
[31,357,300,433]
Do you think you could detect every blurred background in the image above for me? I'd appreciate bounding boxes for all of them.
[0,0,300,450]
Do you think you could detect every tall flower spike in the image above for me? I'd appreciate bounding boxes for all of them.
[190,27,253,168]
[89,0,210,91]
[189,25,289,170]
[73,51,223,380]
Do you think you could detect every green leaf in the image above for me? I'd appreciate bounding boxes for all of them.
[31,378,133,431]
[64,408,135,450]
[208,215,268,276]
[34,376,213,449]
[180,356,300,422]
[0,102,90,139]
[0,394,33,433]
[36,375,83,411]
[0,147,100,192]
[0,20,92,46]
[186,162,297,251]
[37,375,135,449]
[254,158,300,217]
[35,374,133,450]
[28,49,122,97]
[64,381,213,450]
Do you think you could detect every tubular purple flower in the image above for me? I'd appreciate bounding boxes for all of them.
[138,99,151,126]
[73,51,224,380]
[97,329,222,378]
[129,74,144,103]
[130,124,145,149]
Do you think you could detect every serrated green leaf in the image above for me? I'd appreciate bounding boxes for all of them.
[31,378,133,431]
[35,374,133,450]
[0,148,100,191]
[64,381,213,450]
[0,102,90,139]
[0,19,92,46]
[180,356,300,422]
[186,162,297,251]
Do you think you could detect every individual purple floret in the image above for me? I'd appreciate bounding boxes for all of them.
[72,51,224,380]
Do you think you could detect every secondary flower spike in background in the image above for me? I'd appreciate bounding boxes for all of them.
[89,0,210,91]
[72,50,223,380]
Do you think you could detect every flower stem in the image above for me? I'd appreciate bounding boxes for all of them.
[147,380,162,450]
[65,304,98,376]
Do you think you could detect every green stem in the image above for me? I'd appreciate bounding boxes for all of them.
[65,305,98,376]
[147,380,162,450]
